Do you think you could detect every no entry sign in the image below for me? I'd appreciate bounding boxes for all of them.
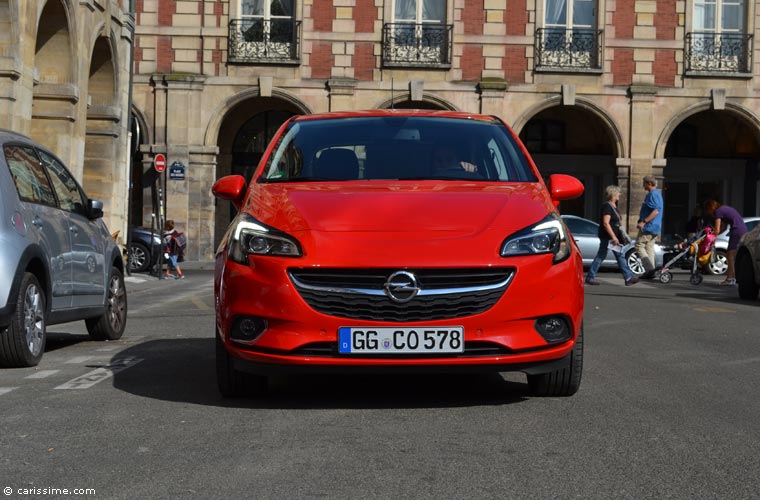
[154,153,167,173]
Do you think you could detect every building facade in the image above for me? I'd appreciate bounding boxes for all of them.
[131,0,760,261]
[0,0,135,239]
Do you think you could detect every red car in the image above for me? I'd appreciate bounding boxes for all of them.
[213,110,585,397]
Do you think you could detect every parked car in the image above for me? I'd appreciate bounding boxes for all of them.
[736,224,760,300]
[561,215,664,276]
[128,226,162,273]
[212,110,586,398]
[708,217,760,275]
[0,129,127,367]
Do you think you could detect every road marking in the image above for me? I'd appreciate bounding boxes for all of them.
[65,356,95,364]
[722,357,760,366]
[96,347,119,352]
[191,295,211,311]
[54,357,143,390]
[693,306,735,313]
[24,370,60,379]
[0,387,18,396]
[124,276,148,283]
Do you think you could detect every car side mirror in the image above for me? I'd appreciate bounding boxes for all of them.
[88,199,104,220]
[212,175,247,209]
[548,174,584,203]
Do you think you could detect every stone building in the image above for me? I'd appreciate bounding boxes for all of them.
[131,0,760,261]
[0,0,135,239]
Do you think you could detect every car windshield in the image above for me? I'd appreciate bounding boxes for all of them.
[260,116,538,183]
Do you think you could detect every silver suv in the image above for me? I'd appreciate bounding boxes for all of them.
[0,129,127,367]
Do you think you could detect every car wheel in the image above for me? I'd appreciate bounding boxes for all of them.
[216,333,267,397]
[527,325,583,397]
[86,267,127,341]
[706,249,728,275]
[626,250,645,276]
[0,273,46,368]
[128,242,150,273]
[736,252,760,301]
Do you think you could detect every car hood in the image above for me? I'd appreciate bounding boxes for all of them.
[246,182,555,237]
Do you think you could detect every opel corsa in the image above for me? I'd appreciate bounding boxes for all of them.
[213,110,585,397]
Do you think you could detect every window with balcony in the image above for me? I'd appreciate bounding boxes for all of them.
[229,0,300,64]
[535,0,602,71]
[382,0,452,68]
[686,0,752,74]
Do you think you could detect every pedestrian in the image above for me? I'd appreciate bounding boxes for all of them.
[702,199,747,286]
[585,185,639,286]
[162,219,185,280]
[635,175,663,279]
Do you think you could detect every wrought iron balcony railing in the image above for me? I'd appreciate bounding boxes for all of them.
[534,28,603,71]
[382,23,453,68]
[228,18,301,64]
[685,32,753,74]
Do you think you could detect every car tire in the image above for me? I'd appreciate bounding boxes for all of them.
[626,250,645,277]
[527,325,583,397]
[86,267,127,341]
[0,273,46,368]
[706,249,728,275]
[736,252,760,301]
[216,333,267,398]
[128,242,151,273]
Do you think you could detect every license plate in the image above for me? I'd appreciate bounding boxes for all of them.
[338,327,464,354]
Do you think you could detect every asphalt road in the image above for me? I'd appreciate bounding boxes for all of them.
[1,267,759,500]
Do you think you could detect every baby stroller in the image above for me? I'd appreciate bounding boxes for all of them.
[658,227,716,285]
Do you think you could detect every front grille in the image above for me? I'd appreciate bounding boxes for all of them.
[289,268,514,321]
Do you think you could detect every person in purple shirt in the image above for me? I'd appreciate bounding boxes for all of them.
[703,199,748,286]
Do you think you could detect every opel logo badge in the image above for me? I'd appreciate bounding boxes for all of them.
[383,271,420,303]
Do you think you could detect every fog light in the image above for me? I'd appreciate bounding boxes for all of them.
[534,316,571,343]
[230,317,268,343]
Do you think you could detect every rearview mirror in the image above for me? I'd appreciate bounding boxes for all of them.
[88,199,104,220]
[212,175,247,209]
[548,174,584,203]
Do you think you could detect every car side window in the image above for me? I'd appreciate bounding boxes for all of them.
[3,145,57,207]
[38,150,88,216]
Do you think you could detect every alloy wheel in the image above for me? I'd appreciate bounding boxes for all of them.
[23,284,45,357]
[107,275,127,333]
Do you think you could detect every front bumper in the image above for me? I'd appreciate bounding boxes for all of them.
[216,251,584,374]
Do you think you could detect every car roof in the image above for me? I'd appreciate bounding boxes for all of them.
[0,128,33,143]
[290,109,501,124]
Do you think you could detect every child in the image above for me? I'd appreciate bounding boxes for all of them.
[163,220,185,279]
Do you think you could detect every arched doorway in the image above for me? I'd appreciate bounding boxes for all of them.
[377,93,456,110]
[519,104,619,219]
[663,109,760,238]
[30,0,77,167]
[82,36,118,216]
[213,96,304,245]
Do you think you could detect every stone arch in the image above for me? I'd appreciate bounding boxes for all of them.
[204,87,312,147]
[515,96,625,219]
[655,101,760,159]
[513,96,626,159]
[34,0,77,85]
[81,32,120,207]
[375,93,458,111]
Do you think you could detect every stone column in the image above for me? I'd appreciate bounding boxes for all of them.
[478,79,507,116]
[626,84,658,231]
[327,78,357,111]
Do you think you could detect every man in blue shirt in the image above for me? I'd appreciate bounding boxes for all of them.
[635,175,663,279]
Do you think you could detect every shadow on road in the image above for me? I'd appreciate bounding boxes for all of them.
[110,339,530,409]
[44,331,92,352]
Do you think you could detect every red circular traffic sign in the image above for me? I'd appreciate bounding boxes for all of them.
[154,153,167,173]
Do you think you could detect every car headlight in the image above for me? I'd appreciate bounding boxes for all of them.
[229,214,302,263]
[500,213,571,264]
